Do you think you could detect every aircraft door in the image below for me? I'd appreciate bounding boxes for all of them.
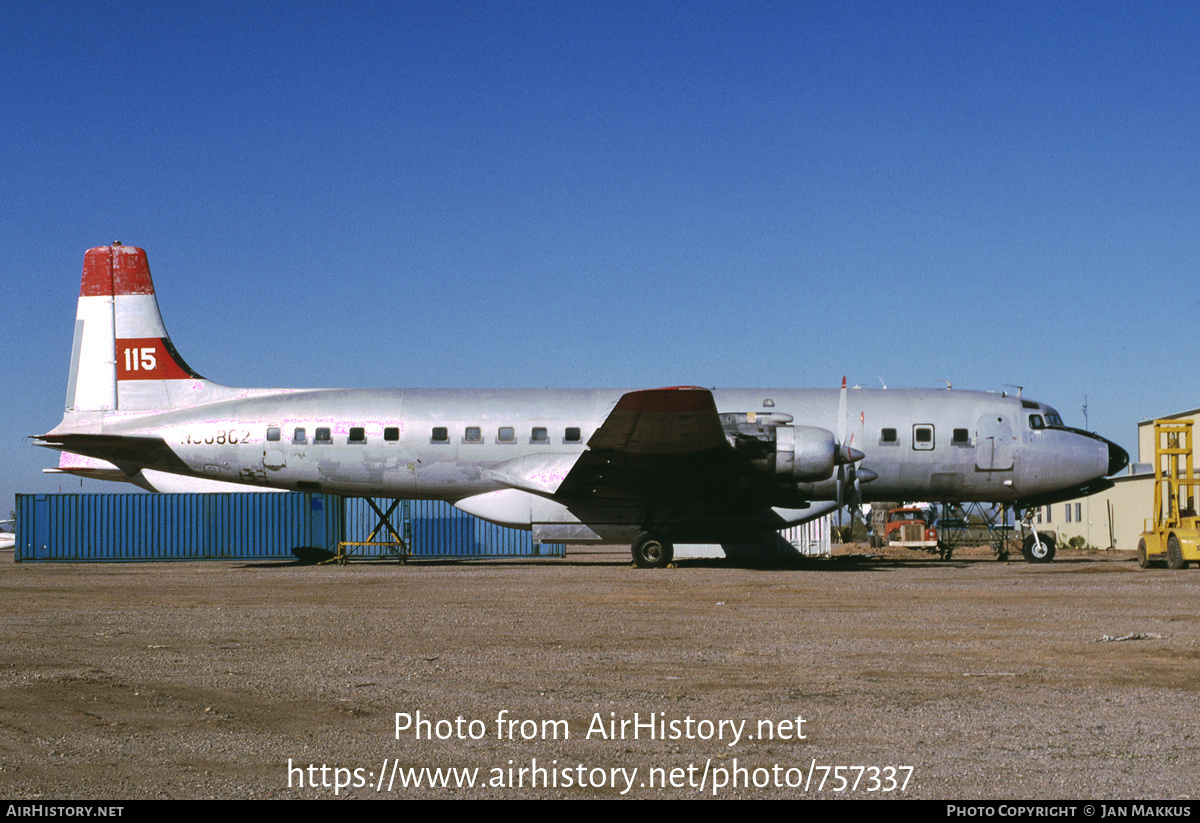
[975,415,1014,471]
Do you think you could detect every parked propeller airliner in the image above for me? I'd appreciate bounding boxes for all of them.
[37,245,1128,566]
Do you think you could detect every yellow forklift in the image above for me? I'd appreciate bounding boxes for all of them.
[1138,419,1200,569]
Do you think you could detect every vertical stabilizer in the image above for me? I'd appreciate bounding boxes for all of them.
[66,245,207,413]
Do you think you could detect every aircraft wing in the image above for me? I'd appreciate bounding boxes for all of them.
[552,386,748,501]
[585,385,727,454]
[481,387,734,500]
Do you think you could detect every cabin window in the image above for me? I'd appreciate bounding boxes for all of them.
[531,427,548,443]
[565,427,582,443]
[266,426,281,442]
[431,427,449,443]
[912,425,934,450]
[348,427,366,444]
[880,428,898,445]
[497,426,515,443]
[1028,415,1045,430]
[315,427,332,444]
[952,428,970,445]
[384,427,399,442]
[464,426,482,443]
[1021,399,1039,410]
[293,427,307,445]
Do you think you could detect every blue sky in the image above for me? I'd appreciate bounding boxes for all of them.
[4,2,1198,509]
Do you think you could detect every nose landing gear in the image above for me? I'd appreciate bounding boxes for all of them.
[1018,510,1057,563]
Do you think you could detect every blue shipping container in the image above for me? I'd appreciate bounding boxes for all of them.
[15,493,564,562]
[340,498,563,559]
[16,492,340,561]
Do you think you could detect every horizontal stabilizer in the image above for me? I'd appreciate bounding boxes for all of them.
[36,433,192,477]
[44,450,129,483]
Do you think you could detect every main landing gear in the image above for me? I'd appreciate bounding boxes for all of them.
[631,531,673,569]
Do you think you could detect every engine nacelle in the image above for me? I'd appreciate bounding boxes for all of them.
[721,413,837,483]
[776,424,838,482]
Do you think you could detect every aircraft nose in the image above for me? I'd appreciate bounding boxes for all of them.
[1105,439,1129,476]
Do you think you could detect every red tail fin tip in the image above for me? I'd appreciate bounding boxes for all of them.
[80,245,155,297]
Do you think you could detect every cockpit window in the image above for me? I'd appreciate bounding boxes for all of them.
[1036,405,1065,427]
[1028,414,1045,430]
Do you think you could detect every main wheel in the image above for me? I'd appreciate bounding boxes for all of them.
[1137,538,1152,569]
[1167,534,1187,570]
[1023,533,1056,563]
[631,532,673,569]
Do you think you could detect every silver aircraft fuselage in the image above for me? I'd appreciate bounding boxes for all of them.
[92,386,1115,505]
[38,245,1128,559]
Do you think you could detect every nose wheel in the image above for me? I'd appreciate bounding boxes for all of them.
[1022,531,1056,563]
[1018,509,1057,563]
[631,531,673,568]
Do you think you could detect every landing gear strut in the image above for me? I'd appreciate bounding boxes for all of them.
[1017,508,1056,563]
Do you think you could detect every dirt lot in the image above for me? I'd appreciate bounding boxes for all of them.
[1,545,1197,799]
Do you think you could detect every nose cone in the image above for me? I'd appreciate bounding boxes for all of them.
[1106,439,1129,477]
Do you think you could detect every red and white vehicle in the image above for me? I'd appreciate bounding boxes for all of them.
[883,506,940,552]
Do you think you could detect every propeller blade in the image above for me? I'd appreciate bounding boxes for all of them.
[836,376,849,513]
[837,376,847,449]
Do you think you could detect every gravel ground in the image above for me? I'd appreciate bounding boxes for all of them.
[0,545,1196,799]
